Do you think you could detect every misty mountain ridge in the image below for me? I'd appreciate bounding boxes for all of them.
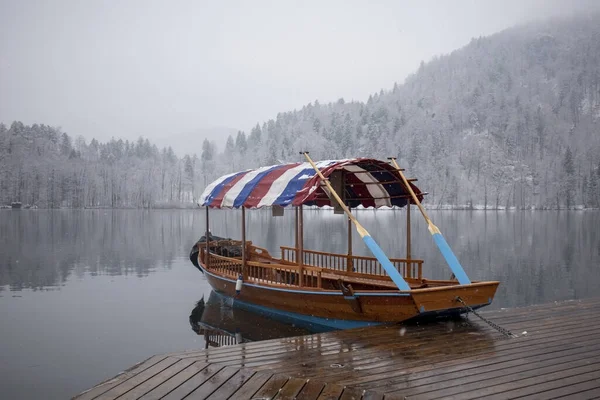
[2,13,600,209]
[212,13,600,209]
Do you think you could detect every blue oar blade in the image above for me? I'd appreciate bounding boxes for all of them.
[362,235,411,291]
[431,233,471,285]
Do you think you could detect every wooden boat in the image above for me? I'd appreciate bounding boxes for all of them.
[190,155,499,330]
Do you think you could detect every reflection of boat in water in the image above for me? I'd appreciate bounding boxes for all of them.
[189,291,311,348]
[191,156,499,330]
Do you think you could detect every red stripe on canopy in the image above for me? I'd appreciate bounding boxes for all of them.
[209,172,249,208]
[243,163,302,208]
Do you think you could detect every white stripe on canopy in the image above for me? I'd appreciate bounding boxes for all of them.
[220,165,277,208]
[199,171,240,205]
[343,164,391,207]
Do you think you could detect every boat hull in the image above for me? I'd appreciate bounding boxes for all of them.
[199,263,499,327]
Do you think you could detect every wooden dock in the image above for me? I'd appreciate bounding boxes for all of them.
[75,298,600,399]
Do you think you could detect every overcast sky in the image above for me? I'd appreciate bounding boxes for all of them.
[1,0,599,146]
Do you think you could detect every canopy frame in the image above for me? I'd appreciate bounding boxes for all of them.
[200,158,425,210]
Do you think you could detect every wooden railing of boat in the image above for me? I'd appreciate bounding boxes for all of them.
[202,248,325,288]
[280,246,423,280]
[198,240,425,290]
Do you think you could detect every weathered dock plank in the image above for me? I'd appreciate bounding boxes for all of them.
[76,355,168,400]
[227,371,272,400]
[315,383,345,399]
[250,373,290,399]
[201,368,255,400]
[138,362,209,400]
[117,359,197,400]
[75,298,600,399]
[294,379,328,400]
[161,364,224,400]
[95,357,182,400]
[184,366,239,399]
[276,377,310,398]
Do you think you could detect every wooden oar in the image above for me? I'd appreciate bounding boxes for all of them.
[388,157,471,285]
[301,152,411,291]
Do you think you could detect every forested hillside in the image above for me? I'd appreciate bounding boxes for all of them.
[2,14,600,209]
[0,122,215,208]
[213,14,600,209]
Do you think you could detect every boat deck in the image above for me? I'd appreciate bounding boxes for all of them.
[75,297,600,399]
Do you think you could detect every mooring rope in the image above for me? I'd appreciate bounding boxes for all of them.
[455,296,516,338]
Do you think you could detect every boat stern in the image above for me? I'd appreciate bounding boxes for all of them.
[409,281,500,316]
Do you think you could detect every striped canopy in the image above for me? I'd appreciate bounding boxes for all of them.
[199,158,424,209]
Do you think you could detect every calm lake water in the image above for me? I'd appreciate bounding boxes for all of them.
[1,209,599,399]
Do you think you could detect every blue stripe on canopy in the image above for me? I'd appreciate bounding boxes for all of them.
[232,165,284,208]
[202,171,248,206]
[273,166,321,206]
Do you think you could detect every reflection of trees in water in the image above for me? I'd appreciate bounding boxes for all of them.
[0,210,204,289]
[2,209,599,308]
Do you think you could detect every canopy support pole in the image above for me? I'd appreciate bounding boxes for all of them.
[205,206,210,270]
[295,206,299,263]
[347,216,353,272]
[241,207,247,281]
[298,205,304,286]
[406,203,411,278]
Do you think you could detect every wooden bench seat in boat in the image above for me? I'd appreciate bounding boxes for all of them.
[319,271,429,290]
